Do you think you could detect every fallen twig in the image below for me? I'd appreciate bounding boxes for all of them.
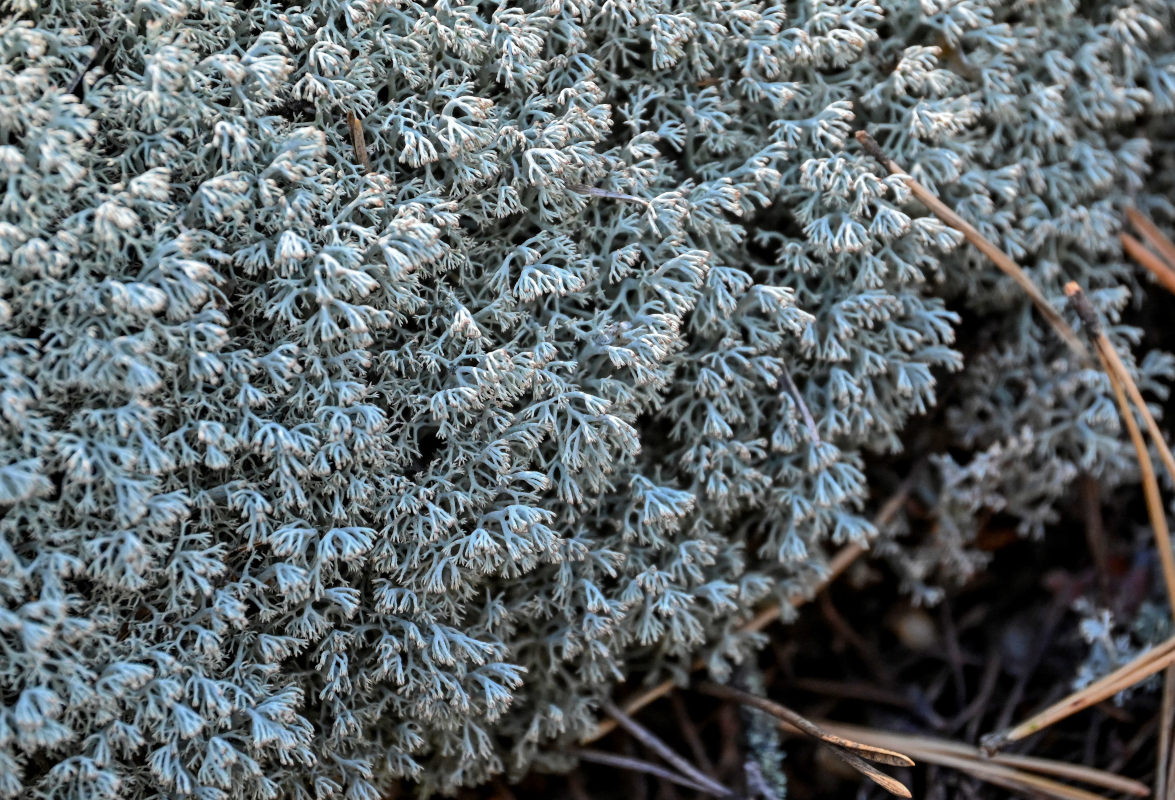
[696,681,913,798]
[1064,283,1175,614]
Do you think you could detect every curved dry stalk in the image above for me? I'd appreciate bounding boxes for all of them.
[581,542,865,743]
[695,681,913,798]
[1064,283,1175,614]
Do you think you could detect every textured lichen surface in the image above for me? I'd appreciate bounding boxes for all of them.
[1,0,1174,797]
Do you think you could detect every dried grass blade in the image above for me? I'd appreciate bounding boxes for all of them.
[1122,233,1175,296]
[1159,667,1175,800]
[909,750,1121,800]
[1126,207,1175,271]
[826,747,912,798]
[1065,283,1175,613]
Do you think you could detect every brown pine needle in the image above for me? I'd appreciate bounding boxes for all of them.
[580,542,863,744]
[1159,666,1175,800]
[1122,232,1175,296]
[1126,207,1175,272]
[855,129,1091,363]
[696,682,913,798]
[1098,334,1175,485]
[1064,283,1175,615]
[982,634,1175,752]
[827,749,913,799]
[346,109,371,174]
[811,722,1150,799]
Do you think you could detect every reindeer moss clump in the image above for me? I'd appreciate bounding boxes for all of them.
[1,0,1173,796]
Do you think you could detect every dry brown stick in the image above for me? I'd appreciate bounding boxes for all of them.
[978,285,1175,773]
[822,749,913,799]
[602,701,733,797]
[572,749,722,796]
[855,129,1090,362]
[1066,278,1175,798]
[1122,232,1175,296]
[1078,474,1111,595]
[1126,207,1175,271]
[346,109,371,174]
[885,749,1117,800]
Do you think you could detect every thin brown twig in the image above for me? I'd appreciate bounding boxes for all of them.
[1089,321,1175,487]
[1126,207,1175,272]
[346,109,371,174]
[855,129,1091,362]
[695,682,913,798]
[1078,474,1111,596]
[1064,283,1175,615]
[978,286,1175,781]
[572,749,723,796]
[1160,666,1175,800]
[581,547,861,745]
[1121,232,1175,296]
[695,682,914,768]
[601,701,732,798]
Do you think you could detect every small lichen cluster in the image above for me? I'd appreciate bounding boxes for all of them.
[0,0,1173,797]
